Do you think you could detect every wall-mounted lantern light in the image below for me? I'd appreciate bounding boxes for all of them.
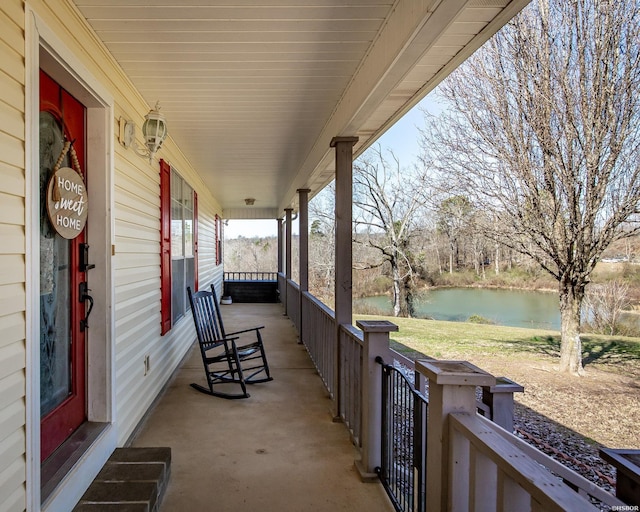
[119,101,168,163]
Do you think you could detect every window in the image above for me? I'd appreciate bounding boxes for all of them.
[160,160,198,334]
[171,171,195,324]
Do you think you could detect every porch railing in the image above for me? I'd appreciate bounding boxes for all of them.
[449,412,597,511]
[339,324,363,446]
[275,277,616,511]
[277,272,286,306]
[285,280,300,331]
[224,271,277,281]
[301,291,336,395]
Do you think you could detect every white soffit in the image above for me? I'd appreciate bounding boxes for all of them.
[73,0,529,218]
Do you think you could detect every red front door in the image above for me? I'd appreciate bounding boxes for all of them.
[39,70,88,462]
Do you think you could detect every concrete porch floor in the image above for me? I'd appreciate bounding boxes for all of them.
[130,302,394,511]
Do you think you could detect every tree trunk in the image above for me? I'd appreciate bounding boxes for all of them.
[403,273,414,318]
[435,245,442,274]
[558,283,585,375]
[448,242,454,274]
[392,261,402,317]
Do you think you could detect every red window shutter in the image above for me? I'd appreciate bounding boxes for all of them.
[193,191,198,291]
[215,214,221,266]
[218,217,222,265]
[159,159,172,335]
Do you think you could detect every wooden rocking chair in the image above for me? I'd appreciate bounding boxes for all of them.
[209,285,273,385]
[187,286,271,399]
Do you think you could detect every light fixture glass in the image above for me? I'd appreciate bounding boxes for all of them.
[142,101,167,158]
[119,101,168,163]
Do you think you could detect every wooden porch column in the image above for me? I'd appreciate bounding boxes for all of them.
[297,189,310,292]
[277,217,285,306]
[277,217,283,274]
[331,137,358,326]
[285,208,293,281]
[284,208,293,315]
[331,136,358,418]
[416,360,495,512]
[298,189,310,345]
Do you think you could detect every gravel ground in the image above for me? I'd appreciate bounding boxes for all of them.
[513,403,620,510]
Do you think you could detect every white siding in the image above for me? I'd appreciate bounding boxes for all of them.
[0,0,227,507]
[111,144,224,440]
[25,0,225,449]
[0,0,26,510]
[113,143,224,443]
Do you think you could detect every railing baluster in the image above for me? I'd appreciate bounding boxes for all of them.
[223,271,278,281]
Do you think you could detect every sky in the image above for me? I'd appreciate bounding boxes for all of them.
[224,96,441,239]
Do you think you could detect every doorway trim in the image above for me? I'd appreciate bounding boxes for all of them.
[26,6,116,511]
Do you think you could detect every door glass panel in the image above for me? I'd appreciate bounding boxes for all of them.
[39,112,72,417]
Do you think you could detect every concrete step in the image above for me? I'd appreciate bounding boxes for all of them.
[73,447,171,512]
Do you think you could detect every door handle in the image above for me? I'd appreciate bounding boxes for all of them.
[79,243,95,272]
[79,282,94,331]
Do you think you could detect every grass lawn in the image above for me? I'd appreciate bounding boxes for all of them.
[356,314,640,449]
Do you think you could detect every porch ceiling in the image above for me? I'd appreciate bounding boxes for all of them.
[73,0,528,219]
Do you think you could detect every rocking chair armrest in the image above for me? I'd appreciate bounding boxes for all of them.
[201,335,240,351]
[225,326,265,336]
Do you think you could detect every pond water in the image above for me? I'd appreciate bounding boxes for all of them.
[356,287,640,332]
[355,288,561,330]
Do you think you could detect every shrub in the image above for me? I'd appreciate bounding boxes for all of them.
[467,314,494,324]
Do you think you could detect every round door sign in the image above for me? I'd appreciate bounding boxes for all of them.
[46,167,88,239]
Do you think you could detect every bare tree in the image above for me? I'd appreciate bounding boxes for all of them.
[224,236,277,273]
[583,279,631,335]
[309,185,336,303]
[421,0,640,374]
[436,195,474,273]
[353,145,431,317]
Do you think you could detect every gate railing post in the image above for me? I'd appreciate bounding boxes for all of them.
[355,320,398,481]
[481,376,524,432]
[416,360,495,512]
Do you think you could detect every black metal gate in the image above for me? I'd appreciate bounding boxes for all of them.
[376,356,428,512]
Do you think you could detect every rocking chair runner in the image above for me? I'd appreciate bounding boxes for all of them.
[187,286,272,399]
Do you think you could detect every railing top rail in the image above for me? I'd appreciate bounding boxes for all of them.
[450,412,598,512]
[339,323,364,344]
[387,348,416,372]
[286,279,300,292]
[477,414,624,507]
[301,291,336,320]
